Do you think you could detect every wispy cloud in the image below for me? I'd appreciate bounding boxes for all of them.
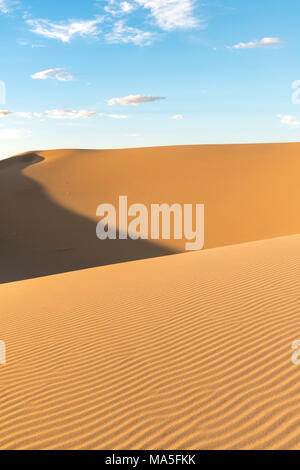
[26,1,201,47]
[135,0,198,31]
[32,68,73,81]
[230,37,282,49]
[27,17,103,43]
[99,113,130,119]
[0,0,9,13]
[0,0,16,13]
[18,40,46,48]
[106,20,154,45]
[15,112,32,118]
[44,109,96,119]
[108,94,165,105]
[277,114,300,127]
[120,1,135,13]
[0,110,33,119]
[0,110,13,117]
[0,109,129,120]
[99,0,200,43]
[104,0,136,15]
[172,114,184,119]
[108,114,129,119]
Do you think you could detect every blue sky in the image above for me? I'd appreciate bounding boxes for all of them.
[1,0,300,159]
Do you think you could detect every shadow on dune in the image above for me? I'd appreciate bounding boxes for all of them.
[0,152,176,284]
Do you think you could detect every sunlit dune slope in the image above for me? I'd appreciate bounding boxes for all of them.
[0,143,299,282]
[0,235,300,450]
[33,144,300,248]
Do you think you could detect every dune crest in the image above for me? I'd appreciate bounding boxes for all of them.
[1,143,300,283]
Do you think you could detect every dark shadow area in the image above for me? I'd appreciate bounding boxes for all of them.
[0,153,176,284]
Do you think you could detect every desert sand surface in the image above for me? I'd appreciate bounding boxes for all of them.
[0,144,300,450]
[0,143,300,283]
[0,235,300,450]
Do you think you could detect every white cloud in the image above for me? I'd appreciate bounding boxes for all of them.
[106,20,153,45]
[120,1,135,12]
[277,114,300,127]
[101,113,130,119]
[32,68,73,81]
[31,44,46,49]
[104,0,136,15]
[102,0,199,31]
[0,129,31,139]
[0,110,32,118]
[15,112,32,118]
[44,109,96,119]
[230,37,282,49]
[108,94,165,105]
[27,17,103,43]
[172,114,184,119]
[27,2,199,47]
[0,110,13,117]
[135,0,198,31]
[0,109,130,121]
[107,114,129,118]
[0,0,11,13]
[18,40,46,48]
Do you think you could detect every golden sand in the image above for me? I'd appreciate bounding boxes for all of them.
[0,144,299,449]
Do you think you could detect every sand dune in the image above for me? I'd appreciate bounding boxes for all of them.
[0,144,299,449]
[1,143,300,283]
[0,235,300,450]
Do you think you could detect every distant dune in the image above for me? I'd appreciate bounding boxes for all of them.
[0,143,300,283]
[0,144,299,449]
[0,235,300,449]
